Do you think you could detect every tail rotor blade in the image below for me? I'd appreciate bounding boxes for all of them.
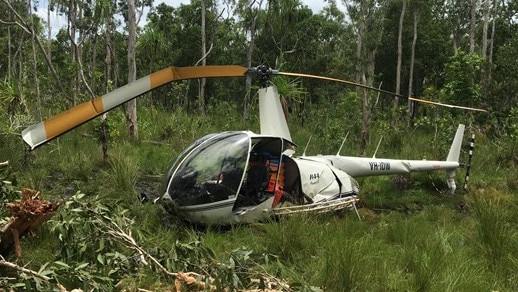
[22,65,248,150]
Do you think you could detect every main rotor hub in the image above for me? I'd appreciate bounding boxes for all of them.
[247,65,278,88]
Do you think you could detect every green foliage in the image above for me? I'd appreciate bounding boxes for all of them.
[0,164,17,225]
[441,50,484,108]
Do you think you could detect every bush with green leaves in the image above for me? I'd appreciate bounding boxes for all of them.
[2,190,301,290]
[0,164,17,222]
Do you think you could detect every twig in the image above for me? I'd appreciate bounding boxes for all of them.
[0,255,51,281]
[0,255,68,291]
[103,220,217,291]
[0,160,8,166]
[142,140,171,146]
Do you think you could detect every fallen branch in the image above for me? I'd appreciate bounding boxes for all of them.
[103,220,217,291]
[0,255,52,281]
[0,160,8,166]
[0,255,68,291]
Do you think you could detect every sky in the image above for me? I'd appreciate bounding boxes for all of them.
[34,0,345,38]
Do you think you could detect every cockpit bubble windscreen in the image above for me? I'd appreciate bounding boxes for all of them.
[167,132,250,206]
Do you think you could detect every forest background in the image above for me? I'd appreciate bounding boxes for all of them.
[1,0,518,290]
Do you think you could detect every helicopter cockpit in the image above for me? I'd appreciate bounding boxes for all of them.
[162,131,298,216]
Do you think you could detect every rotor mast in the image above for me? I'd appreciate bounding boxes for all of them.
[246,66,293,142]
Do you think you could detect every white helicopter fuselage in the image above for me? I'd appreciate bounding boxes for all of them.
[160,130,361,225]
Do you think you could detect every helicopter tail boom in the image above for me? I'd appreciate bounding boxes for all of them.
[309,124,466,193]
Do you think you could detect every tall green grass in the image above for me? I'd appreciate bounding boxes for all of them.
[3,103,518,290]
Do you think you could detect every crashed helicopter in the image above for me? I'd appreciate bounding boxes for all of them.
[21,65,485,225]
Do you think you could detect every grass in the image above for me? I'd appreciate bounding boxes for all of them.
[2,105,518,290]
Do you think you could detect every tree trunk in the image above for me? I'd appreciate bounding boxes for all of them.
[355,21,363,87]
[102,21,114,161]
[357,2,367,156]
[408,8,418,124]
[394,0,406,111]
[199,0,207,115]
[47,2,51,65]
[487,0,497,83]
[244,12,258,120]
[481,0,489,58]
[480,0,490,93]
[7,21,12,82]
[469,0,477,54]
[68,0,77,103]
[126,0,138,139]
[30,15,41,118]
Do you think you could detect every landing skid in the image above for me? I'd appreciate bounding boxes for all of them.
[271,195,360,217]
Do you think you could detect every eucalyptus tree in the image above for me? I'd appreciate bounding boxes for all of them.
[254,0,318,69]
[443,0,471,53]
[126,0,138,139]
[407,0,419,122]
[394,0,406,111]
[344,0,386,156]
[235,0,266,119]
[118,0,152,139]
[487,19,518,121]
[138,3,182,109]
[47,0,85,101]
[0,0,63,116]
[252,0,355,116]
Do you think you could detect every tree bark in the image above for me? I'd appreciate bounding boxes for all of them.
[199,0,207,115]
[469,0,477,54]
[408,8,418,124]
[244,12,258,120]
[30,11,41,119]
[394,0,406,111]
[126,0,138,139]
[68,0,77,102]
[481,0,489,58]
[487,0,497,83]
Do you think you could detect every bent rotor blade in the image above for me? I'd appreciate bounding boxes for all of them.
[22,65,248,150]
[278,71,487,113]
[408,97,487,112]
[279,71,401,97]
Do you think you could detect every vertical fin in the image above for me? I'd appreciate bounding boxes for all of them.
[445,124,465,194]
[446,124,465,162]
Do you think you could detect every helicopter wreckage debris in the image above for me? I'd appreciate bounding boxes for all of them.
[0,188,60,257]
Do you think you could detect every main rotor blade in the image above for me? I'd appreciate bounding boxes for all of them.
[22,65,248,150]
[279,71,402,97]
[407,97,487,112]
[278,71,487,113]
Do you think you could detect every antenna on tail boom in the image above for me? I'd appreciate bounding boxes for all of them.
[463,133,475,191]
